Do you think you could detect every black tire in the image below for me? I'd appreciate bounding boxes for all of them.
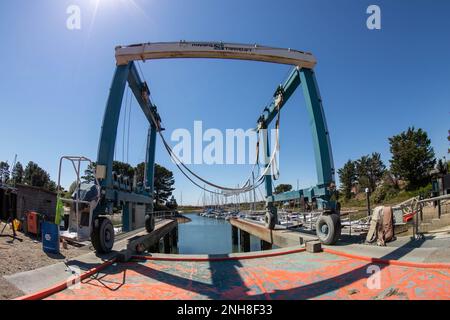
[264,211,276,230]
[91,217,115,253]
[330,213,342,244]
[316,213,341,245]
[145,214,155,233]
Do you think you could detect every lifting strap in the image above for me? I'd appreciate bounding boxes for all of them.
[145,93,283,195]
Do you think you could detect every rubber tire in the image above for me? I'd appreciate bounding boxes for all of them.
[264,211,276,230]
[331,214,342,244]
[145,214,155,233]
[91,217,115,253]
[316,213,341,245]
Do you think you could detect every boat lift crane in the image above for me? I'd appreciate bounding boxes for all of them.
[60,41,340,253]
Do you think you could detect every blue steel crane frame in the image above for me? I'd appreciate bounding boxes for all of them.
[92,42,339,252]
[258,67,336,212]
[94,62,160,232]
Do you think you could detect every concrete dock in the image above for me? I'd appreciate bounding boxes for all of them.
[231,218,450,263]
[44,247,450,300]
[230,218,319,247]
[8,217,450,300]
[5,219,177,296]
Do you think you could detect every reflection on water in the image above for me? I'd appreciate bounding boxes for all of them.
[174,213,262,254]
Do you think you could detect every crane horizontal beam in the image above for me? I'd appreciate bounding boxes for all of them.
[115,41,317,69]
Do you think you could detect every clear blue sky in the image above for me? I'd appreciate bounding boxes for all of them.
[0,0,449,205]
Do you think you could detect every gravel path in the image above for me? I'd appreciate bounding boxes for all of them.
[0,221,90,300]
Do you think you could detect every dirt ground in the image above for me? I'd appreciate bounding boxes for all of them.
[0,221,89,300]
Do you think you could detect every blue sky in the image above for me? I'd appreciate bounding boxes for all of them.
[0,0,449,205]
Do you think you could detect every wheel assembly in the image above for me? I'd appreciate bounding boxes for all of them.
[91,217,115,253]
[316,213,341,245]
[145,214,155,233]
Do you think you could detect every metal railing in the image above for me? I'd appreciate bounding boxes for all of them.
[390,194,450,239]
[153,210,179,221]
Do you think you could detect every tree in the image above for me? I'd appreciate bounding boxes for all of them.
[166,195,178,210]
[11,162,24,185]
[381,169,399,188]
[338,153,385,198]
[435,158,448,195]
[81,162,96,183]
[23,161,56,191]
[0,161,10,184]
[135,162,146,185]
[338,160,357,200]
[389,127,436,189]
[358,152,386,192]
[368,153,386,189]
[46,180,57,192]
[436,158,448,176]
[112,161,135,178]
[355,155,370,189]
[154,164,175,205]
[69,181,78,194]
[274,184,292,194]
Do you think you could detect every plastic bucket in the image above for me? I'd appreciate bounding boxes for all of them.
[42,222,60,254]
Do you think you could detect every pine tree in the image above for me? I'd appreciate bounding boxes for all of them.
[11,161,24,185]
[338,160,356,200]
[389,127,436,189]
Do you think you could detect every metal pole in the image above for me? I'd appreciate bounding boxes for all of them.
[415,207,419,238]
[252,172,256,213]
[438,199,442,219]
[349,211,352,237]
[365,188,371,217]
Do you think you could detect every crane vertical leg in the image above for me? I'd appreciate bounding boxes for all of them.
[122,202,131,232]
[144,125,157,232]
[91,61,161,251]
[261,127,277,229]
[300,68,340,244]
[300,68,336,211]
[262,127,273,199]
[96,64,131,195]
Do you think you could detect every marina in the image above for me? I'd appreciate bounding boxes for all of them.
[0,2,449,305]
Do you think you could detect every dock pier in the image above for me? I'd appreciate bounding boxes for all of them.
[229,218,319,248]
[124,219,178,256]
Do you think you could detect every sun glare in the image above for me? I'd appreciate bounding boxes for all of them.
[88,0,151,25]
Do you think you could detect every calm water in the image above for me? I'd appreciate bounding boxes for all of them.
[175,213,262,254]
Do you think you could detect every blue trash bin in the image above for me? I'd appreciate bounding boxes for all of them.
[42,221,60,254]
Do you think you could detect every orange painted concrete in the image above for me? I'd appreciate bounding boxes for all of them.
[39,250,450,300]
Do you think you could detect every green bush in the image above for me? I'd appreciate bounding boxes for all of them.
[408,183,432,199]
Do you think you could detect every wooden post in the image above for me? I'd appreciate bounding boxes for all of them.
[231,225,239,245]
[163,234,171,253]
[150,241,160,253]
[260,239,272,250]
[240,230,250,252]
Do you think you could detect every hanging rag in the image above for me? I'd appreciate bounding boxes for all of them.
[366,206,383,243]
[376,206,395,246]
